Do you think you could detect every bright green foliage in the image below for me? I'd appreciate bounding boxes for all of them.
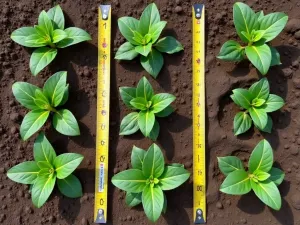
[115,3,183,78]
[7,133,83,208]
[12,71,80,140]
[112,144,190,222]
[119,77,175,140]
[217,2,288,75]
[231,78,284,135]
[11,5,91,76]
[218,139,284,210]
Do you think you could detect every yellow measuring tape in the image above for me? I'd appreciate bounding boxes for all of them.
[192,4,206,224]
[94,5,111,224]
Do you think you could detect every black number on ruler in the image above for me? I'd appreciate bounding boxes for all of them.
[198,170,202,175]
[100,198,104,205]
[197,143,201,148]
[100,156,105,162]
[103,23,106,29]
[198,155,200,162]
[197,185,203,192]
[101,140,105,145]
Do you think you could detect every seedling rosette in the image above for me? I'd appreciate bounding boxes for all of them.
[12,71,80,140]
[217,2,288,75]
[119,76,176,140]
[218,139,285,210]
[7,132,83,208]
[115,3,183,78]
[231,78,284,135]
[11,5,91,76]
[112,144,190,222]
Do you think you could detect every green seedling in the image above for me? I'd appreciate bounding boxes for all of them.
[112,144,190,222]
[217,2,288,75]
[218,139,285,210]
[11,5,91,76]
[231,78,284,135]
[7,132,84,208]
[12,71,80,140]
[119,76,176,140]
[115,3,183,78]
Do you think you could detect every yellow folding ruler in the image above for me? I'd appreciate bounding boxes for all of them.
[192,4,206,224]
[94,5,111,224]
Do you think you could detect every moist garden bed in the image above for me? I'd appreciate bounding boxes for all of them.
[0,0,300,224]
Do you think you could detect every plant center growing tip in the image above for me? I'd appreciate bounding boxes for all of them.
[146,101,152,109]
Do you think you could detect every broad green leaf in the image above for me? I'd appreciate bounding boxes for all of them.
[232,88,253,109]
[135,43,152,57]
[149,21,167,43]
[52,29,67,43]
[115,42,139,60]
[269,167,285,186]
[261,94,284,113]
[249,78,269,100]
[140,48,164,78]
[217,40,245,61]
[151,93,176,113]
[119,112,139,135]
[256,11,264,21]
[37,161,53,169]
[34,89,50,110]
[58,84,69,106]
[248,107,268,130]
[12,82,41,110]
[56,27,91,48]
[252,98,266,107]
[217,156,244,176]
[154,36,183,54]
[260,12,288,42]
[155,105,174,117]
[168,163,184,168]
[142,185,164,222]
[245,44,271,75]
[57,174,83,198]
[142,143,164,178]
[47,5,65,30]
[233,112,252,135]
[25,34,48,47]
[7,161,39,184]
[33,132,56,164]
[162,193,167,213]
[31,174,56,208]
[38,11,54,36]
[233,2,259,43]
[111,169,147,193]
[132,31,144,44]
[260,115,273,133]
[220,169,251,195]
[38,168,51,177]
[254,170,270,181]
[54,153,83,179]
[43,71,67,107]
[138,110,155,137]
[20,110,50,141]
[125,192,142,207]
[149,120,160,141]
[11,27,40,47]
[119,87,136,109]
[117,17,140,45]
[131,146,146,170]
[136,77,154,101]
[270,46,281,66]
[52,109,80,136]
[138,3,160,35]
[249,139,273,173]
[159,166,190,190]
[250,179,281,210]
[30,47,57,76]
[34,25,50,38]
[130,97,148,110]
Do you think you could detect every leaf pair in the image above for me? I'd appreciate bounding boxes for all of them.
[12,71,80,140]
[11,5,91,76]
[119,77,175,140]
[217,2,288,75]
[7,132,83,208]
[115,3,183,78]
[112,144,190,222]
[218,139,285,210]
[232,78,284,135]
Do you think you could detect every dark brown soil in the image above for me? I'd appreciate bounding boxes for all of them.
[1,0,300,224]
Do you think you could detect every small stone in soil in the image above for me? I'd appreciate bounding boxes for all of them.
[216,201,223,209]
[291,193,300,210]
[282,68,293,77]
[293,77,300,89]
[184,161,192,168]
[10,113,20,122]
[81,217,88,225]
[175,6,183,13]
